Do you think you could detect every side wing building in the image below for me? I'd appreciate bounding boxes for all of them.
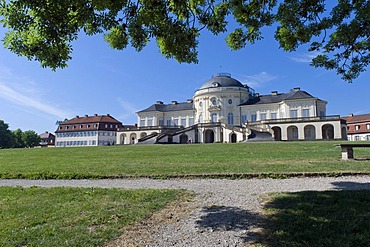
[55,114,123,147]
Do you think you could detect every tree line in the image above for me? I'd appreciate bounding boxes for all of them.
[0,120,41,149]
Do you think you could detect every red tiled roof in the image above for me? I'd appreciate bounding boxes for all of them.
[64,115,121,124]
[55,114,123,133]
[342,114,370,124]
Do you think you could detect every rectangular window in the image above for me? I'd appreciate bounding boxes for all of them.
[189,117,194,126]
[320,111,325,117]
[147,118,153,126]
[173,119,179,126]
[270,113,277,119]
[181,118,187,127]
[367,124,370,130]
[140,119,145,127]
[355,136,361,141]
[302,109,310,118]
[260,113,267,120]
[251,114,257,122]
[241,115,247,123]
[166,120,171,126]
[290,110,298,118]
[212,113,218,123]
[367,135,370,141]
[227,113,233,125]
[159,120,164,126]
[355,125,360,130]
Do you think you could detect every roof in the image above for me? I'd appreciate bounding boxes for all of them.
[240,89,322,106]
[55,114,123,133]
[39,132,55,138]
[342,114,370,124]
[199,73,245,90]
[138,102,194,113]
[61,114,122,125]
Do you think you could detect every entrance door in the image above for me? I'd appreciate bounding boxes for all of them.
[204,129,215,143]
[180,134,188,144]
[230,133,237,143]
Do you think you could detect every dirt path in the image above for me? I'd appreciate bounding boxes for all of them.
[1,176,370,246]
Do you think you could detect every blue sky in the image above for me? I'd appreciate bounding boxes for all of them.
[1,25,369,134]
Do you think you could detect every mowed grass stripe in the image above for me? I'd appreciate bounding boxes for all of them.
[1,141,370,179]
[0,187,184,247]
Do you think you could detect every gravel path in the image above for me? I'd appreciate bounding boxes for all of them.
[2,176,370,246]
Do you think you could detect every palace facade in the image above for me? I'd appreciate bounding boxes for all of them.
[116,73,347,145]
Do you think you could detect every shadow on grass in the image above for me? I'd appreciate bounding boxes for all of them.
[195,206,261,232]
[332,181,370,190]
[255,190,370,246]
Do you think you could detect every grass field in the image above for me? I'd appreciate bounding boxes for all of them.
[1,142,370,246]
[1,141,370,179]
[0,186,185,247]
[258,190,370,246]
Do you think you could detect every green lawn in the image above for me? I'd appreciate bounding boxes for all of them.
[0,186,184,247]
[258,190,370,246]
[1,141,370,179]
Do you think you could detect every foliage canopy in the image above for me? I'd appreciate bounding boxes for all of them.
[0,120,40,148]
[0,0,369,82]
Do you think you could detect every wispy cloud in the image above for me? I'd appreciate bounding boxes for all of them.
[241,72,278,88]
[0,82,70,119]
[353,109,370,116]
[0,66,71,119]
[116,98,139,124]
[290,51,321,63]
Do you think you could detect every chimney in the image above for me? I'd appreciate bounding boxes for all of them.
[156,101,163,104]
[271,91,278,96]
[171,101,178,105]
[349,113,354,117]
[94,114,98,116]
[293,87,301,92]
[107,114,110,117]
[76,115,79,118]
[187,99,193,103]
[85,114,88,117]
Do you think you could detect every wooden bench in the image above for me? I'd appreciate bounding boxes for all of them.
[338,143,370,160]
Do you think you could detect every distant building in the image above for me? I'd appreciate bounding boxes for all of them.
[39,131,55,147]
[55,114,123,147]
[342,114,370,141]
[116,73,347,144]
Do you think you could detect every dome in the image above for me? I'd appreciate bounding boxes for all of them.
[199,73,244,89]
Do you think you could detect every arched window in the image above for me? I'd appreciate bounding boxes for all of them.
[199,114,203,123]
[211,113,217,123]
[228,113,234,125]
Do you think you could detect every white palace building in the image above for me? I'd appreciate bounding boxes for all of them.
[116,73,347,145]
